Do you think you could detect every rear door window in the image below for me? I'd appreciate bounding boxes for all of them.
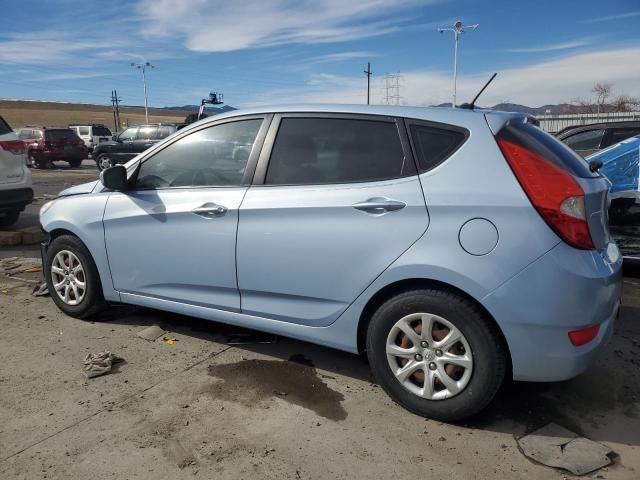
[408,123,467,171]
[265,117,412,185]
[562,129,605,151]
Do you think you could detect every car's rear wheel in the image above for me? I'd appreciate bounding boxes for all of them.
[96,153,112,171]
[0,210,20,228]
[44,235,108,319]
[366,289,507,422]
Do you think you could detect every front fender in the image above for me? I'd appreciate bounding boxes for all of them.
[40,193,120,302]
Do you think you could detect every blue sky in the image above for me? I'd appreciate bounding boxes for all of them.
[1,0,639,108]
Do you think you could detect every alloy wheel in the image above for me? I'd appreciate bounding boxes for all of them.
[50,250,87,306]
[386,312,473,400]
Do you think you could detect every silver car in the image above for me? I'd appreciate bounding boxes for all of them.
[40,105,622,421]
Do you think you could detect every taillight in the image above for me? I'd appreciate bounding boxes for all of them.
[0,140,26,155]
[497,136,595,250]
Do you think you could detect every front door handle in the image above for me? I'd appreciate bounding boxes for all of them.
[192,203,227,218]
[352,197,406,215]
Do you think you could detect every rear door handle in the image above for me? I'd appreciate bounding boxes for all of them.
[352,197,406,215]
[192,203,227,218]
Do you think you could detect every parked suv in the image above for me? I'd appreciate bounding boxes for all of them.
[0,116,32,227]
[69,124,112,153]
[17,127,87,168]
[40,105,621,421]
[556,121,640,157]
[93,124,179,170]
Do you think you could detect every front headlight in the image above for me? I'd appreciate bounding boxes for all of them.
[40,200,56,217]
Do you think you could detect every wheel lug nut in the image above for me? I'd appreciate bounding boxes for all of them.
[414,354,423,361]
[420,341,428,348]
[435,349,443,357]
[429,362,437,370]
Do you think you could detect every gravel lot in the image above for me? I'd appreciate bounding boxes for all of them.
[1,161,639,479]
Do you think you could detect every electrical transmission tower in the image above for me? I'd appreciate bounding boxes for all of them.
[382,72,402,105]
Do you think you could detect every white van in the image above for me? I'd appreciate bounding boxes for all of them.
[69,124,112,154]
[0,116,32,227]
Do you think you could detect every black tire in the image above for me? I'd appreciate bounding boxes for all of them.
[366,288,507,422]
[0,210,20,228]
[68,158,83,168]
[96,153,112,171]
[44,235,108,319]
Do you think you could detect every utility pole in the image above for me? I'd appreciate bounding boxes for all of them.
[130,61,154,122]
[437,20,478,108]
[111,90,117,132]
[198,92,224,120]
[114,90,121,130]
[363,62,372,105]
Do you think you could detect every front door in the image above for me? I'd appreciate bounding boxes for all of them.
[103,117,267,311]
[236,115,429,326]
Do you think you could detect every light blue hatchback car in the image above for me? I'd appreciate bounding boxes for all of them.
[40,105,622,421]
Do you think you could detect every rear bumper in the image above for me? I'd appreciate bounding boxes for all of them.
[0,187,34,211]
[482,241,623,382]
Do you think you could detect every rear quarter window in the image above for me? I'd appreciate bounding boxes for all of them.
[407,123,467,172]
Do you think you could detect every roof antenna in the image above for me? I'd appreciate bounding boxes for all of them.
[459,72,497,110]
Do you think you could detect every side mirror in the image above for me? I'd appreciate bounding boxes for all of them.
[112,135,119,142]
[100,165,129,192]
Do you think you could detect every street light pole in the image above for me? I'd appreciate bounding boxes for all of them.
[130,61,154,122]
[437,21,478,108]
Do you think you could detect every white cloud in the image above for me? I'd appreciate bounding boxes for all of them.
[138,0,434,52]
[239,48,640,108]
[506,39,593,53]
[582,10,640,23]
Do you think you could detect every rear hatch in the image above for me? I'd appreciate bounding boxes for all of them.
[0,117,26,185]
[493,117,610,251]
[45,129,85,153]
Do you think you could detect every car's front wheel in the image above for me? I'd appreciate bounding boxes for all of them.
[96,153,113,171]
[68,158,83,168]
[366,288,507,422]
[44,235,108,319]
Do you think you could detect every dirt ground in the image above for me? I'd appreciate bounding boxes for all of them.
[1,163,639,479]
[1,99,187,130]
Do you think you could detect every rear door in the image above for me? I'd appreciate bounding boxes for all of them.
[236,114,429,326]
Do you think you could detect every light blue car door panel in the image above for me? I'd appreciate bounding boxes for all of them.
[237,177,429,326]
[103,188,246,311]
